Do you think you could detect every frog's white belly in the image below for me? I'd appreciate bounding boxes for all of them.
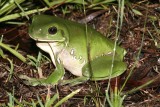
[58,49,86,76]
[36,42,85,76]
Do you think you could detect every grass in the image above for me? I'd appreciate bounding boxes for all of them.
[105,0,126,106]
[0,0,118,23]
[0,41,26,62]
[5,88,80,106]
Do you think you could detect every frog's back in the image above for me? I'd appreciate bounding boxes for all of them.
[49,16,126,61]
[87,27,126,60]
[63,19,125,61]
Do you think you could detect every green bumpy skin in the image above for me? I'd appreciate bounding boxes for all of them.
[25,15,127,86]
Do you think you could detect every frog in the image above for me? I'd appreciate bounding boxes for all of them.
[20,15,127,86]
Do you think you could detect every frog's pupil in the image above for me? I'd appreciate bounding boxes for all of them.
[48,27,57,34]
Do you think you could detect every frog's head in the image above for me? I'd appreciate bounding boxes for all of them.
[29,15,69,43]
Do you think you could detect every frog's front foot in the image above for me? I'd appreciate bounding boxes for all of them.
[19,75,48,86]
[19,63,65,86]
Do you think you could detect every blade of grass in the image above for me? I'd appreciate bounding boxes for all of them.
[89,0,116,7]
[0,42,26,62]
[7,58,14,80]
[0,0,25,16]
[120,3,149,93]
[37,95,44,107]
[105,0,125,106]
[106,0,125,92]
[5,21,25,25]
[123,78,155,95]
[45,93,59,107]
[43,0,87,7]
[14,0,29,20]
[54,89,81,107]
[0,7,48,22]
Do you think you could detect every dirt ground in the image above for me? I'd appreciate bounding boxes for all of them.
[0,1,160,106]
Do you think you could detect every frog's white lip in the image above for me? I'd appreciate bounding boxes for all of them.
[29,34,66,42]
[34,39,65,42]
[31,37,66,42]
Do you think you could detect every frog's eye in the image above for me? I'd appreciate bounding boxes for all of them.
[48,26,57,35]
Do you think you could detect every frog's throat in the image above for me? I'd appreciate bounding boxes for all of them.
[36,42,61,66]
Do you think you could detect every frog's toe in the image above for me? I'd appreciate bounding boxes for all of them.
[19,75,48,86]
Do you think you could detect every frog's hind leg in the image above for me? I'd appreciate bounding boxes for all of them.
[60,76,89,86]
[82,55,127,80]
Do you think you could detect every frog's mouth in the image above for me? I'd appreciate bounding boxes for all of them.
[36,41,63,49]
[31,37,66,42]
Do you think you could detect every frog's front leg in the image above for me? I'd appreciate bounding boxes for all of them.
[19,58,65,86]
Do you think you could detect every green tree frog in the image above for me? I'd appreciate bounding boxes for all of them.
[21,15,127,86]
